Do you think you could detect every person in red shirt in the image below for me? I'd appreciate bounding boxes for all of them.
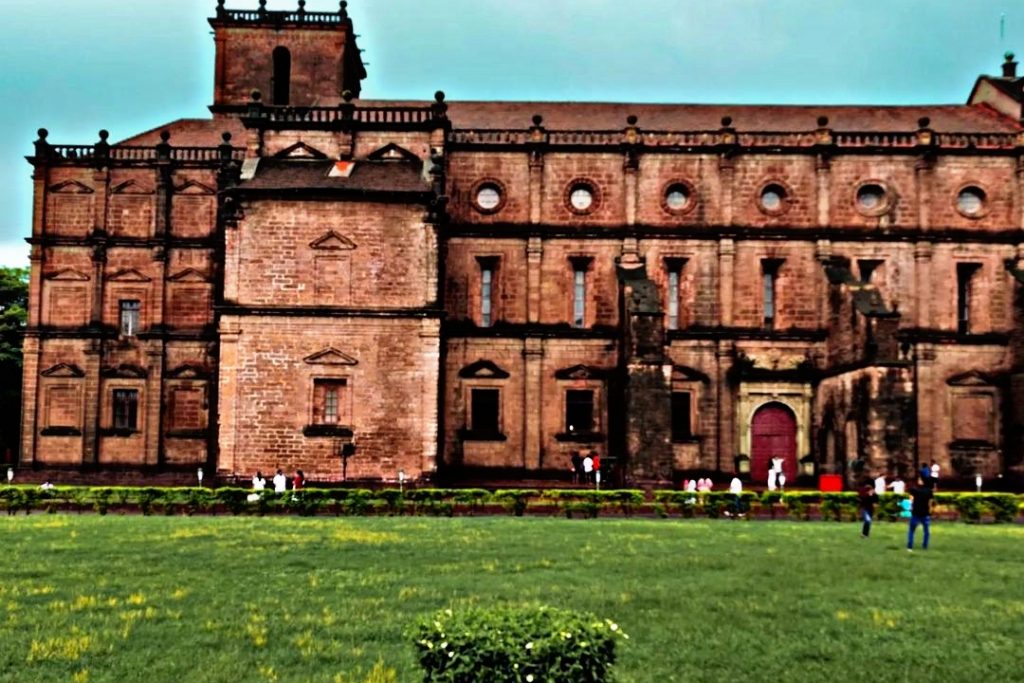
[591,451,601,481]
[292,469,305,491]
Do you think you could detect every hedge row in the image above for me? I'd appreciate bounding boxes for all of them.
[0,486,1020,523]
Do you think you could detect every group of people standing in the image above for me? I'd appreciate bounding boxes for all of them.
[249,469,305,500]
[569,451,601,484]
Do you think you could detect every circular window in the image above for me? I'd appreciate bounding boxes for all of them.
[663,182,694,214]
[476,185,501,211]
[956,186,986,218]
[570,186,593,211]
[471,179,506,214]
[856,184,886,212]
[565,180,600,215]
[759,184,787,213]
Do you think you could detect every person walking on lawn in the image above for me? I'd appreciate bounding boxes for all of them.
[907,476,934,551]
[858,478,879,538]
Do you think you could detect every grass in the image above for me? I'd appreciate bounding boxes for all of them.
[0,515,1022,683]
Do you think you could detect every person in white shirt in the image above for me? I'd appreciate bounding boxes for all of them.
[582,455,594,484]
[891,477,906,495]
[729,477,743,517]
[272,469,287,493]
[686,479,697,493]
[252,471,266,491]
[930,462,940,488]
[874,474,887,496]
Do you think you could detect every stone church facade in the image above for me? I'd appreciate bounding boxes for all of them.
[18,2,1024,486]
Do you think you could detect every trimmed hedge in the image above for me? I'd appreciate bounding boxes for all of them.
[411,606,627,682]
[0,485,1020,522]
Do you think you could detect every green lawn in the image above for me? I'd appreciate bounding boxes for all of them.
[0,515,1022,683]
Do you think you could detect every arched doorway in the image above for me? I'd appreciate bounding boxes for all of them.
[751,402,797,483]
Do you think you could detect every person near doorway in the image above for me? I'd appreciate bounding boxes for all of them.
[907,476,934,551]
[570,451,582,484]
[582,453,594,484]
[591,451,601,480]
[273,469,287,493]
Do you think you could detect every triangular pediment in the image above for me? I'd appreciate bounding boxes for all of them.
[41,363,85,378]
[304,347,358,366]
[174,179,217,195]
[167,364,209,379]
[111,179,154,195]
[672,365,711,384]
[947,370,994,387]
[107,268,151,283]
[49,180,94,194]
[366,143,420,163]
[554,364,609,380]
[167,268,210,283]
[309,231,357,251]
[44,268,90,281]
[275,141,329,159]
[101,364,148,378]
[458,359,510,379]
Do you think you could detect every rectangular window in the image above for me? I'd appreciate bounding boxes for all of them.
[957,263,979,334]
[858,259,881,284]
[113,389,138,431]
[572,268,586,328]
[565,389,594,434]
[762,260,781,329]
[470,388,500,435]
[119,300,140,336]
[671,391,692,441]
[667,268,680,330]
[481,267,493,327]
[313,379,348,425]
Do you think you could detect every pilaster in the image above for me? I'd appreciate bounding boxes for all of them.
[522,337,543,469]
[526,236,543,323]
[914,242,932,328]
[718,239,735,326]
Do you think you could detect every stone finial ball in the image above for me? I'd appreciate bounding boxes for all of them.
[160,130,171,142]
[627,115,638,126]
[817,116,829,127]
[250,89,262,102]
[99,129,109,141]
[917,116,931,129]
[37,128,49,140]
[1006,51,1016,61]
[532,114,543,126]
[721,116,733,127]
[221,131,232,143]
[434,90,446,103]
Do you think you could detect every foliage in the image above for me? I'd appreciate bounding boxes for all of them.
[820,493,860,522]
[492,489,539,517]
[877,493,904,522]
[0,267,28,463]
[411,606,626,683]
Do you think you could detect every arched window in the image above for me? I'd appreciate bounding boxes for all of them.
[272,46,291,105]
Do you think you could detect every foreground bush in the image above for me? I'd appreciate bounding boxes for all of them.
[412,606,627,683]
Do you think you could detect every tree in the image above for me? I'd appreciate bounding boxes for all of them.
[0,267,28,463]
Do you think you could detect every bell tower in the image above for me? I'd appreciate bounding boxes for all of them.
[209,0,366,110]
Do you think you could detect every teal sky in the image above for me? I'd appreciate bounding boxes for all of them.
[1,0,1022,266]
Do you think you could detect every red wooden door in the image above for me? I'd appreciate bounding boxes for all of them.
[751,403,797,483]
